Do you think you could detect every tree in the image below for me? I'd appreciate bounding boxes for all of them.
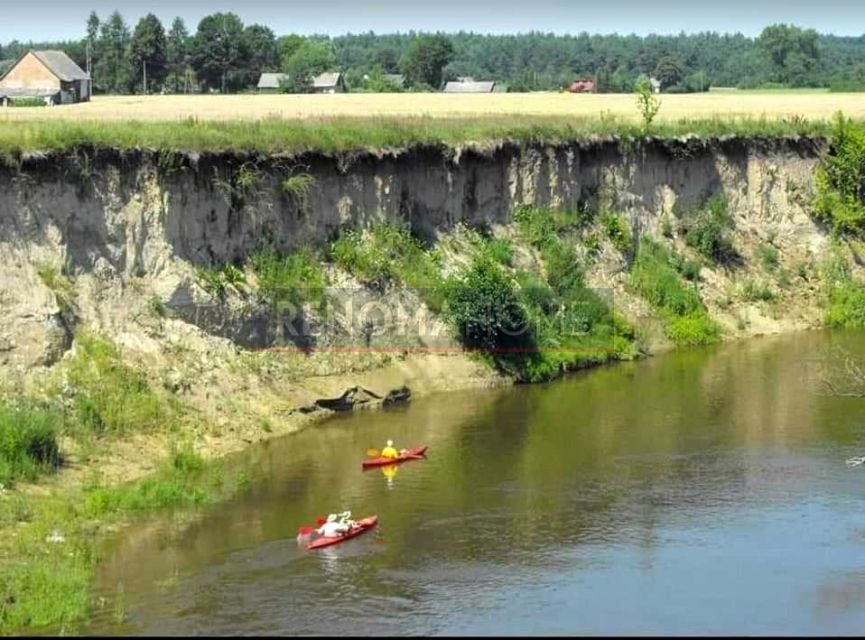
[635,76,661,133]
[278,34,305,71]
[85,11,100,75]
[93,11,133,94]
[166,18,190,93]
[282,40,336,93]
[758,24,821,86]
[400,34,454,89]
[654,55,685,90]
[130,14,167,93]
[86,11,100,43]
[242,24,278,85]
[373,47,399,73]
[189,12,248,93]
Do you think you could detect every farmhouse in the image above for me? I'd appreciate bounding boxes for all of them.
[443,80,497,93]
[256,71,346,94]
[0,50,90,105]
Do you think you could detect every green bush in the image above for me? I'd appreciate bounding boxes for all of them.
[0,401,61,485]
[250,245,327,309]
[600,211,632,253]
[681,196,738,264]
[814,114,865,235]
[443,257,533,354]
[824,256,865,327]
[665,311,721,346]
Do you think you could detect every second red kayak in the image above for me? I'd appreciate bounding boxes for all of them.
[306,515,378,550]
[362,445,429,469]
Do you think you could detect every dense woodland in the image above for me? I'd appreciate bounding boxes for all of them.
[1,10,864,93]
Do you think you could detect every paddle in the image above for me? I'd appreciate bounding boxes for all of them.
[297,517,327,536]
[366,448,382,458]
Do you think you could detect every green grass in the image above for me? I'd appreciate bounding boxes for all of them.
[757,243,780,271]
[0,444,223,634]
[0,401,61,486]
[630,238,720,346]
[329,223,444,310]
[0,115,836,160]
[741,279,778,303]
[64,333,176,439]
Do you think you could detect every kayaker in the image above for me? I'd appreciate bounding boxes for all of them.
[317,513,351,537]
[381,440,399,459]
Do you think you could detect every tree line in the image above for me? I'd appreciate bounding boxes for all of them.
[1,11,864,94]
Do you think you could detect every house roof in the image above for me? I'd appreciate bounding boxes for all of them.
[0,50,89,83]
[257,71,343,89]
[257,72,288,89]
[312,72,342,88]
[443,80,496,93]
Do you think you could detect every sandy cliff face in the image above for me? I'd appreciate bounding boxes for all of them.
[0,137,835,385]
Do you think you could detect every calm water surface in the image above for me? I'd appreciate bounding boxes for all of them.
[88,330,865,635]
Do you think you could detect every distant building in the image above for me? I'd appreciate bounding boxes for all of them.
[257,72,288,92]
[569,79,595,93]
[382,73,405,88]
[443,80,496,93]
[649,77,661,93]
[311,72,345,94]
[257,71,346,94]
[0,50,90,105]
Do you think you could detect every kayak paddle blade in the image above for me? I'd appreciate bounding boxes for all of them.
[315,517,327,526]
[297,526,314,536]
[366,448,381,458]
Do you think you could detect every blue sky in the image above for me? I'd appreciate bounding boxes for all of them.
[2,0,865,42]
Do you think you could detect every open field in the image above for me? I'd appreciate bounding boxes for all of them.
[1,91,864,123]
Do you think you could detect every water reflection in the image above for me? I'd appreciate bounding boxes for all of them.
[87,330,865,635]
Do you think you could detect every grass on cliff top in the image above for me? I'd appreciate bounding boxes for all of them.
[0,114,835,157]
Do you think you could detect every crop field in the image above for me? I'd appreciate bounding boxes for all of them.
[1,90,864,123]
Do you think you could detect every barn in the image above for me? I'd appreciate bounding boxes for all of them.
[443,80,496,93]
[0,50,91,105]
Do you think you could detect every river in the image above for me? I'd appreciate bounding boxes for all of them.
[87,330,865,635]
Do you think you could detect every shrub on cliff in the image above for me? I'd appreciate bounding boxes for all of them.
[443,257,534,355]
[680,196,738,265]
[814,114,865,235]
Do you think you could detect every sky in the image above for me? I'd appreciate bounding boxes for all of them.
[2,0,865,42]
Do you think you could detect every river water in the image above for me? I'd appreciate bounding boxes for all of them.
[88,330,865,635]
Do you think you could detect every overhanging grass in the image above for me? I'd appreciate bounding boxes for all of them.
[0,115,836,158]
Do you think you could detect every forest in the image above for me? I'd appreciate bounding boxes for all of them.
[1,10,864,94]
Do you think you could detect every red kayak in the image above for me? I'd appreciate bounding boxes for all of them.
[362,445,428,469]
[306,515,378,550]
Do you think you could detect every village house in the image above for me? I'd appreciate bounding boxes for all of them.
[443,80,497,93]
[0,50,90,105]
[256,71,346,94]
